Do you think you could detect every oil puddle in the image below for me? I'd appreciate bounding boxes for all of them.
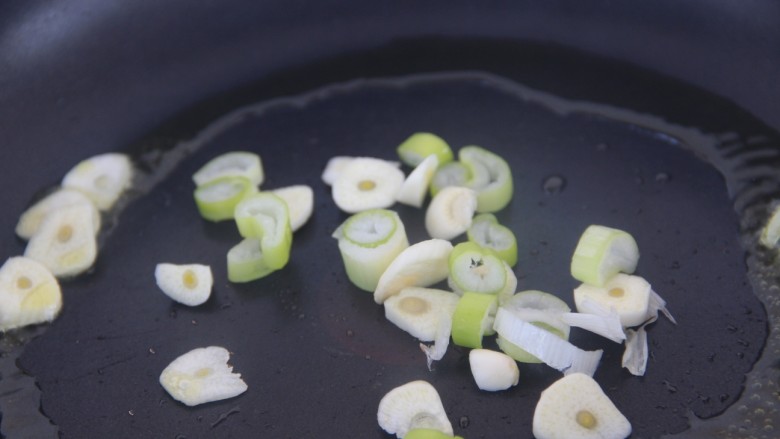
[4,71,778,438]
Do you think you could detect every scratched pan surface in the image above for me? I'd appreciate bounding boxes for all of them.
[2,6,780,439]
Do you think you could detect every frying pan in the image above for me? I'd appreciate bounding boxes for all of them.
[1,1,779,438]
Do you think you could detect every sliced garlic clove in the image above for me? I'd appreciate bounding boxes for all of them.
[270,184,314,232]
[396,154,439,208]
[24,204,97,277]
[192,151,264,187]
[332,157,405,213]
[469,349,519,391]
[154,263,213,306]
[574,273,652,327]
[159,346,248,407]
[322,156,401,186]
[384,287,459,342]
[533,373,631,439]
[425,186,477,240]
[0,257,62,331]
[377,380,453,438]
[16,188,101,240]
[62,153,133,211]
[374,239,453,304]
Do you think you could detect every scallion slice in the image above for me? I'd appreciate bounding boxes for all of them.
[396,132,454,168]
[570,225,639,287]
[493,307,603,376]
[333,209,409,292]
[459,146,513,213]
[194,176,256,222]
[451,292,498,349]
[227,238,277,283]
[447,242,507,296]
[467,213,518,267]
[234,192,293,270]
[192,151,264,187]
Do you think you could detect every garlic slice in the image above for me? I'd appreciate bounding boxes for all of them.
[270,184,314,232]
[374,239,453,304]
[533,373,631,439]
[332,157,405,213]
[159,346,248,407]
[396,154,439,208]
[0,257,62,331]
[377,380,453,438]
[384,287,459,342]
[154,263,213,306]
[62,152,133,210]
[24,204,98,277]
[16,188,101,240]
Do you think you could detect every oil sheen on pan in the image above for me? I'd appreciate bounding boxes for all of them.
[5,71,777,438]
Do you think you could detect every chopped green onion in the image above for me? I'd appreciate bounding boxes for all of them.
[430,161,469,197]
[406,429,464,439]
[570,225,639,287]
[496,290,571,363]
[451,292,498,349]
[227,238,277,283]
[194,176,256,222]
[467,213,518,267]
[333,209,409,292]
[447,242,507,296]
[493,307,602,376]
[425,186,478,240]
[459,146,513,213]
[396,132,454,168]
[192,151,264,187]
[234,192,293,270]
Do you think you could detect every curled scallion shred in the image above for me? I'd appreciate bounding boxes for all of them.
[493,308,602,377]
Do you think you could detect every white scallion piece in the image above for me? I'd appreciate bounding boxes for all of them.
[159,346,248,407]
[377,380,453,438]
[562,298,626,343]
[469,349,520,392]
[622,326,649,376]
[0,257,62,332]
[384,287,459,342]
[270,184,314,232]
[24,204,98,277]
[154,263,213,306]
[227,238,277,283]
[15,188,101,240]
[497,290,571,363]
[332,157,405,213]
[374,239,453,304]
[333,209,409,292]
[570,225,639,287]
[493,307,602,376]
[430,161,469,197]
[425,186,477,240]
[573,273,651,328]
[192,151,264,187]
[419,312,452,371]
[396,154,439,208]
[62,152,133,211]
[533,373,631,439]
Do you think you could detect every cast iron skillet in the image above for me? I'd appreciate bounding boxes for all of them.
[1,2,779,438]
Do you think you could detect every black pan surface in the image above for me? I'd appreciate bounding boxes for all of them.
[1,4,780,438]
